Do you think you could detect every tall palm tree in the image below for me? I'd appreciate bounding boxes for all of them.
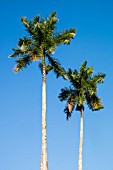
[8,12,76,170]
[58,61,105,170]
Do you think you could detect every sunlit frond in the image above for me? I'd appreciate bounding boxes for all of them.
[86,93,104,111]
[91,73,106,83]
[55,28,76,45]
[20,17,30,28]
[47,11,58,30]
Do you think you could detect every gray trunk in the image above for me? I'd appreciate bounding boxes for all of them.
[40,56,48,170]
[78,110,84,170]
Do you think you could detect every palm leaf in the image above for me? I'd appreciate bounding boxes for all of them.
[20,17,30,28]
[14,55,32,72]
[86,93,104,111]
[8,48,24,58]
[67,68,80,88]
[55,28,76,45]
[91,73,106,83]
[46,54,67,79]
[58,87,74,101]
[46,11,58,30]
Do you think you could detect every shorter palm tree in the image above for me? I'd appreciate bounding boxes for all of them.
[58,61,106,170]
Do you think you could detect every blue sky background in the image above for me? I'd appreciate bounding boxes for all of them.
[0,0,113,170]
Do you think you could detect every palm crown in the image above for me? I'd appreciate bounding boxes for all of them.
[8,11,76,76]
[59,61,106,119]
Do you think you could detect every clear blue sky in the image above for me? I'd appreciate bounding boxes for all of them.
[0,0,113,170]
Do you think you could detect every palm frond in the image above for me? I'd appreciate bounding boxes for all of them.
[8,48,24,58]
[47,11,58,30]
[20,17,30,28]
[79,61,93,80]
[18,37,32,47]
[33,14,40,23]
[86,81,97,95]
[79,61,87,73]
[21,15,41,41]
[92,73,106,83]
[8,37,32,59]
[29,47,42,61]
[86,93,104,111]
[14,55,32,72]
[55,28,76,45]
[47,54,67,79]
[58,87,74,101]
[67,68,80,88]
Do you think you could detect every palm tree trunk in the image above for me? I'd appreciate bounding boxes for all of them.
[78,110,84,170]
[40,54,48,170]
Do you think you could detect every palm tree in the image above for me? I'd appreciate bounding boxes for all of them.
[8,12,76,170]
[58,61,105,170]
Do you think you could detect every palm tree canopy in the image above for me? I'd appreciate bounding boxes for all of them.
[8,11,76,75]
[58,61,106,119]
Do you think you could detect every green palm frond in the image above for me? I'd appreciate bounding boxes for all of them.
[47,11,58,30]
[46,65,53,74]
[91,73,106,83]
[87,81,97,95]
[55,28,76,45]
[58,87,73,101]
[47,54,67,79]
[9,37,32,58]
[20,15,41,40]
[68,68,78,80]
[86,93,104,111]
[79,61,93,80]
[20,17,30,28]
[79,61,87,72]
[33,14,40,23]
[29,47,42,61]
[8,48,24,58]
[67,68,80,88]
[14,56,32,72]
[18,37,32,47]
